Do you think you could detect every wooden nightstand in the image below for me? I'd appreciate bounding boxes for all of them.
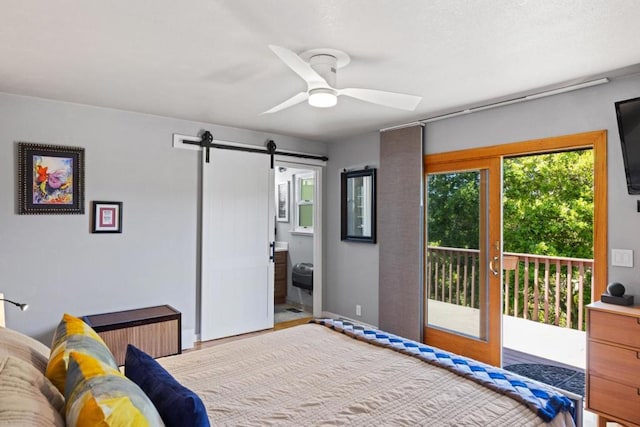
[83,305,181,365]
[586,301,640,427]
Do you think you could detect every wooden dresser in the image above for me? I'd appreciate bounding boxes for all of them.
[586,301,640,427]
[274,250,288,304]
[83,305,181,365]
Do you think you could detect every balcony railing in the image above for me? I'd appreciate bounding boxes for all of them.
[426,246,594,331]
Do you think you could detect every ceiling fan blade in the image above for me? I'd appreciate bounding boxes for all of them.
[268,45,327,86]
[261,92,309,114]
[339,88,422,111]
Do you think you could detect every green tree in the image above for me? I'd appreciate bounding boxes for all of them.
[427,171,479,249]
[503,150,593,259]
[426,149,594,329]
[427,150,594,259]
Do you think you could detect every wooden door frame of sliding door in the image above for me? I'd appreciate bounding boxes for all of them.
[423,130,608,363]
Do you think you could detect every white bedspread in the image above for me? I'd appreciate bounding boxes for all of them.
[159,324,575,427]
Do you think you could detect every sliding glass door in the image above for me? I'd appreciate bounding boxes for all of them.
[424,157,502,366]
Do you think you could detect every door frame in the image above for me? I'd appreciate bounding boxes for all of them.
[275,156,325,318]
[423,130,608,364]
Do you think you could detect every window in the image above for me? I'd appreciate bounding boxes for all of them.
[293,172,314,234]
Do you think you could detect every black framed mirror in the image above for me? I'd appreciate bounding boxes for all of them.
[341,167,377,243]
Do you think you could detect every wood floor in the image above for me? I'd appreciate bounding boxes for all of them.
[274,316,313,330]
[188,317,312,351]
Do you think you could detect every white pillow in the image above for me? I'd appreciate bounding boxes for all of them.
[0,327,50,374]
[0,355,65,426]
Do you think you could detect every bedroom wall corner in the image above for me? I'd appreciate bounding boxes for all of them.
[324,131,380,326]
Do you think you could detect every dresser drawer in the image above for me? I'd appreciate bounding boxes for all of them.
[588,375,640,425]
[589,340,640,387]
[589,309,640,348]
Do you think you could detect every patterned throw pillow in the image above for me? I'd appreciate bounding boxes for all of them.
[125,344,210,427]
[45,313,118,394]
[65,351,164,427]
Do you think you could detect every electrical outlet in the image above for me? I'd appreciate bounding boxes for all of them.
[356,304,362,316]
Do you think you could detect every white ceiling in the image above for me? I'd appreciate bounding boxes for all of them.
[2,1,640,142]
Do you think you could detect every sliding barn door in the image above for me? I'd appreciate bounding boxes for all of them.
[200,148,274,341]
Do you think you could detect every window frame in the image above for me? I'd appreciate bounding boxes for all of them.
[292,172,314,235]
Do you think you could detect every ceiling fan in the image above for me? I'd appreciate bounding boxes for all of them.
[262,45,422,114]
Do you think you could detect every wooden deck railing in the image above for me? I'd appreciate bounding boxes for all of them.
[425,246,594,331]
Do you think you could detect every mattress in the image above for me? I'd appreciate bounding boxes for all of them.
[158,323,575,426]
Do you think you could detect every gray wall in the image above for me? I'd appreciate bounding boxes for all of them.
[4,72,638,345]
[275,167,314,308]
[425,73,640,299]
[322,73,640,326]
[0,92,326,346]
[324,131,380,325]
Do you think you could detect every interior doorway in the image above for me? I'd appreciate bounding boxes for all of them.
[274,164,315,325]
[273,158,325,327]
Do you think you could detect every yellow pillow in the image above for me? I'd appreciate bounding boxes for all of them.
[65,352,164,427]
[46,314,118,394]
[51,313,105,349]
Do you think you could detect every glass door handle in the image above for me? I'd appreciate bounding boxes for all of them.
[489,256,500,276]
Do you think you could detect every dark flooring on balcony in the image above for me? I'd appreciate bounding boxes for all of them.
[503,347,585,397]
[503,347,583,371]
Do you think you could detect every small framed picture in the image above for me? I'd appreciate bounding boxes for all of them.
[91,201,123,233]
[277,182,289,222]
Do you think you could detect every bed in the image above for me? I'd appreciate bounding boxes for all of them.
[158,319,578,426]
[0,316,578,426]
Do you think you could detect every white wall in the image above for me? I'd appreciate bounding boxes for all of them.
[324,131,380,325]
[0,92,326,346]
[425,73,640,299]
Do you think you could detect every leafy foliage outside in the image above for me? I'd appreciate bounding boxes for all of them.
[503,150,593,259]
[426,171,479,249]
[426,150,594,329]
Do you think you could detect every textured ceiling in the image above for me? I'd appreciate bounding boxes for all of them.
[1,0,640,141]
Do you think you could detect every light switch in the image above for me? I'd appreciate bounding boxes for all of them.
[611,249,633,267]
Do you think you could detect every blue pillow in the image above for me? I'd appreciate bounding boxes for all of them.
[124,344,210,427]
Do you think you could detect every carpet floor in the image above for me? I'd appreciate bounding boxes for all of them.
[503,363,585,396]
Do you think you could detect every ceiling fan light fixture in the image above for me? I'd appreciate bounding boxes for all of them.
[308,88,337,108]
